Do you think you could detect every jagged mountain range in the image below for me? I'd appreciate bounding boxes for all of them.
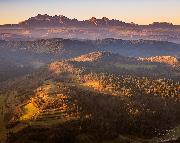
[19,14,135,27]
[1,14,180,43]
[0,14,179,28]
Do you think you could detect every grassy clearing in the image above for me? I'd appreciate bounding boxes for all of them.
[18,81,78,127]
[20,102,39,121]
[115,64,157,70]
[19,81,56,121]
[80,81,118,96]
[81,81,101,90]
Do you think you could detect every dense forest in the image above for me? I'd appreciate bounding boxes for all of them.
[0,51,179,143]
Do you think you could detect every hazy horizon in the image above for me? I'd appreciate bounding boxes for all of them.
[0,0,180,25]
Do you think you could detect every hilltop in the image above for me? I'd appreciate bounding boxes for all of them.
[72,51,134,63]
[139,56,180,67]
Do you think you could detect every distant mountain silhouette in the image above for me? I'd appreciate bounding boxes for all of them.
[17,14,137,27]
[0,14,178,28]
[149,22,174,28]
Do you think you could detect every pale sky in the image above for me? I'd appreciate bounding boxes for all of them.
[0,0,180,25]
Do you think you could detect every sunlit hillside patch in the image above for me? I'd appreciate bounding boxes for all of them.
[138,56,180,67]
[73,51,106,62]
[81,81,101,89]
[48,62,62,74]
[17,81,80,126]
[80,81,118,96]
[20,102,39,121]
[18,82,56,122]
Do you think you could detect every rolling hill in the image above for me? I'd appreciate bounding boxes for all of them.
[0,38,180,58]
[0,52,179,143]
[1,38,179,83]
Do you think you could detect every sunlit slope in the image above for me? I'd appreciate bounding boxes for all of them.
[12,81,79,126]
[138,56,180,67]
[1,52,180,143]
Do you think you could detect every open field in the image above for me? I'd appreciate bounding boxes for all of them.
[20,102,39,121]
[115,64,157,70]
